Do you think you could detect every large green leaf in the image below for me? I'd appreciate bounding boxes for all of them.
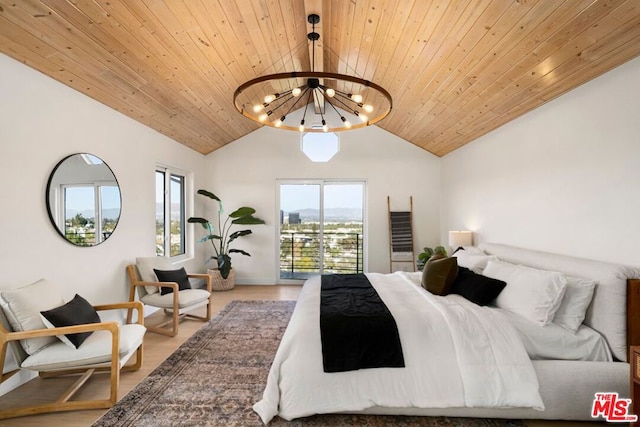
[187,217,212,230]
[232,215,265,225]
[187,217,208,224]
[229,248,251,257]
[196,189,220,201]
[229,206,255,218]
[228,229,252,243]
[198,235,221,243]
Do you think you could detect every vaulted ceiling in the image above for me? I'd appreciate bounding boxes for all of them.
[1,1,639,156]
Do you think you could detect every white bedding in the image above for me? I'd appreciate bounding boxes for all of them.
[491,308,612,362]
[404,270,612,362]
[253,272,544,424]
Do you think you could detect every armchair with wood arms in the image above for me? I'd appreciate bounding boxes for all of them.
[126,257,213,337]
[0,278,145,420]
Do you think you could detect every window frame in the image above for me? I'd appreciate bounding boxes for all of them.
[155,165,192,259]
[276,179,367,284]
[300,132,340,162]
[61,183,118,245]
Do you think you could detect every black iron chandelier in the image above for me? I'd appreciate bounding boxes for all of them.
[233,14,392,133]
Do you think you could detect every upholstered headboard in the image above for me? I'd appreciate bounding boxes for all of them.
[479,243,640,362]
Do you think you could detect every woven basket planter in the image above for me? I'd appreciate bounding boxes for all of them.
[207,268,235,291]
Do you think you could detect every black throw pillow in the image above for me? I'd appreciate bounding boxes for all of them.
[40,294,101,348]
[451,266,506,306]
[421,253,458,296]
[154,267,192,295]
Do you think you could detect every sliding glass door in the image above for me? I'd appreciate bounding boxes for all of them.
[278,181,365,281]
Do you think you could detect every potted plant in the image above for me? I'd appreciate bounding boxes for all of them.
[416,245,447,271]
[188,189,265,290]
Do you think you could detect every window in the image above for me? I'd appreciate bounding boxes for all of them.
[62,183,119,246]
[278,180,365,281]
[156,167,186,257]
[301,132,339,162]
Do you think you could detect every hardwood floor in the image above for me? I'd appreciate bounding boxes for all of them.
[0,285,606,426]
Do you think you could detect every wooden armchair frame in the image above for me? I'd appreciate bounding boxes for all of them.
[126,264,213,337]
[0,301,144,420]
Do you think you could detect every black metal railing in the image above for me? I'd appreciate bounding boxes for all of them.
[280,231,363,279]
[64,228,115,246]
[65,230,97,246]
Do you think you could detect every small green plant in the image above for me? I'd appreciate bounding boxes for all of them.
[416,245,448,271]
[188,189,265,279]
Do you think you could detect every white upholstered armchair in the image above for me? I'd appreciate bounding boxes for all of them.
[126,257,212,337]
[0,278,145,419]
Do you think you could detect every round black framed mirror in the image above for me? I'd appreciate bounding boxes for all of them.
[46,153,121,246]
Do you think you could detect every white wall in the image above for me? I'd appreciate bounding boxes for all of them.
[205,125,441,283]
[4,40,638,395]
[441,56,640,267]
[0,53,207,393]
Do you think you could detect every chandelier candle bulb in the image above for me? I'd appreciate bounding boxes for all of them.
[259,111,272,122]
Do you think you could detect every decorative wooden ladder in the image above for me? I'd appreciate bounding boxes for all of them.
[387,196,416,272]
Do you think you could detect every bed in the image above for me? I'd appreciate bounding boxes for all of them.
[254,243,640,423]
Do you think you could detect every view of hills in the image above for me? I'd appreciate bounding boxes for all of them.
[150,204,362,222]
[283,208,362,222]
[155,203,183,220]
[66,208,120,220]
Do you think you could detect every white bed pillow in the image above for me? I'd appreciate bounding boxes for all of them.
[456,246,486,255]
[453,251,498,274]
[483,259,567,326]
[552,276,596,333]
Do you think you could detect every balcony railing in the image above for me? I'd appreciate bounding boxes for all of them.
[280,231,363,279]
[65,228,114,246]
[65,229,96,246]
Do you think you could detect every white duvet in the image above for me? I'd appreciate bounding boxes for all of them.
[253,272,544,424]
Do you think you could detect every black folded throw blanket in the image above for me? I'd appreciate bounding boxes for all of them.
[320,273,405,373]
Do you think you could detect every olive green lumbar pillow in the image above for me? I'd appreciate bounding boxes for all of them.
[421,253,459,296]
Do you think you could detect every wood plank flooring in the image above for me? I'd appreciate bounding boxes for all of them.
[0,285,606,426]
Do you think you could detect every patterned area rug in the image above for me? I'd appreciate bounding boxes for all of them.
[92,300,525,426]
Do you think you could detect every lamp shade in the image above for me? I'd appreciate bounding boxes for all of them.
[448,231,473,247]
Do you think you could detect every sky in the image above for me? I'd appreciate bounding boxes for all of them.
[65,185,121,212]
[280,183,364,212]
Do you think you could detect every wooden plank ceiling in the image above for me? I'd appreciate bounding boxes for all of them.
[1,0,639,157]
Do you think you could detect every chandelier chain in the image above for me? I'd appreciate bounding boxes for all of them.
[259,39,308,75]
